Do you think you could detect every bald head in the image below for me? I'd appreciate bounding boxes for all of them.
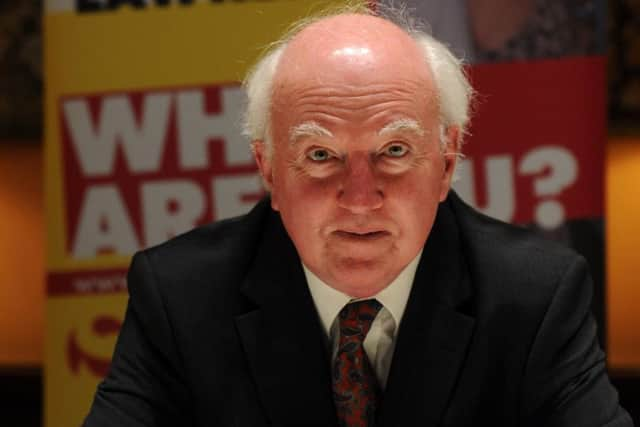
[243,6,473,155]
[274,14,434,93]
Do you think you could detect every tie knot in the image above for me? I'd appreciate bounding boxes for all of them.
[337,299,383,340]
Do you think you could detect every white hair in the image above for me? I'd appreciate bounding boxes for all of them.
[242,3,474,156]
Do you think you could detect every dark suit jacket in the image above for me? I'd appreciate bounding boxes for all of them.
[84,193,632,427]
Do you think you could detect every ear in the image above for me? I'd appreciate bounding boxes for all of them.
[439,126,460,202]
[251,140,279,210]
[252,140,274,189]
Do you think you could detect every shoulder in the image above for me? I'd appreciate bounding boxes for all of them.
[446,192,589,310]
[128,198,272,308]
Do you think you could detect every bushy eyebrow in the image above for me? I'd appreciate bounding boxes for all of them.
[378,119,425,137]
[289,121,333,144]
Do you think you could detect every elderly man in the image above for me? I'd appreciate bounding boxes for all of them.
[84,5,631,427]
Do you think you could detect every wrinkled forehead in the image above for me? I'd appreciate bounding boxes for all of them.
[273,14,434,94]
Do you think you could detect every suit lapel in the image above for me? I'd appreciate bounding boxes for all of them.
[234,210,337,427]
[378,199,476,427]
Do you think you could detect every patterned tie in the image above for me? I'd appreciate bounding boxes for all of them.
[332,299,383,427]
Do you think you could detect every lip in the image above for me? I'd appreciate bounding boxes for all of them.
[333,230,391,240]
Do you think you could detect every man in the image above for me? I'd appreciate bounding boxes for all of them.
[84,4,632,427]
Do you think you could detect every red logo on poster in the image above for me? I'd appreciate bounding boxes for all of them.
[67,315,122,378]
[457,56,606,226]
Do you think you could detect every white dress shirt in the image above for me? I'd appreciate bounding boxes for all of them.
[303,250,422,389]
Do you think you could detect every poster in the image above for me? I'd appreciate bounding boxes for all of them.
[44,1,615,426]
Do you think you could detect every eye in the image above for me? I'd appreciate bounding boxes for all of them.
[307,148,332,162]
[384,143,409,158]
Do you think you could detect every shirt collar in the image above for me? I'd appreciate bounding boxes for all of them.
[304,249,423,337]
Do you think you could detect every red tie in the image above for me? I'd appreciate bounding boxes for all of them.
[332,299,383,427]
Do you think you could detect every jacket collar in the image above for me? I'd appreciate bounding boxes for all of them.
[377,196,475,427]
[235,210,337,426]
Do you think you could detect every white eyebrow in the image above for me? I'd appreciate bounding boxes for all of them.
[289,121,333,144]
[378,119,425,137]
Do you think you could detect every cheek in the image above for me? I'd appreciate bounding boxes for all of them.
[272,170,336,227]
[388,172,442,224]
[279,166,338,201]
[392,168,442,199]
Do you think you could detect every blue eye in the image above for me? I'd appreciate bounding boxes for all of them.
[308,149,331,162]
[385,143,408,157]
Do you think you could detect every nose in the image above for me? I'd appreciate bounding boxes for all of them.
[337,152,383,214]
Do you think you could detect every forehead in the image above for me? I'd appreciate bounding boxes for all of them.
[273,80,437,134]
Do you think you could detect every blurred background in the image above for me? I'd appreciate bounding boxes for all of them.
[0,0,638,425]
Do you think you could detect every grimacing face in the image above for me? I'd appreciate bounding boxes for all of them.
[253,15,459,297]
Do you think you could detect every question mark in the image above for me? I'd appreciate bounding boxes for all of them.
[519,146,578,229]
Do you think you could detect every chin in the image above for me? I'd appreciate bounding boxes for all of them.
[328,261,398,298]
